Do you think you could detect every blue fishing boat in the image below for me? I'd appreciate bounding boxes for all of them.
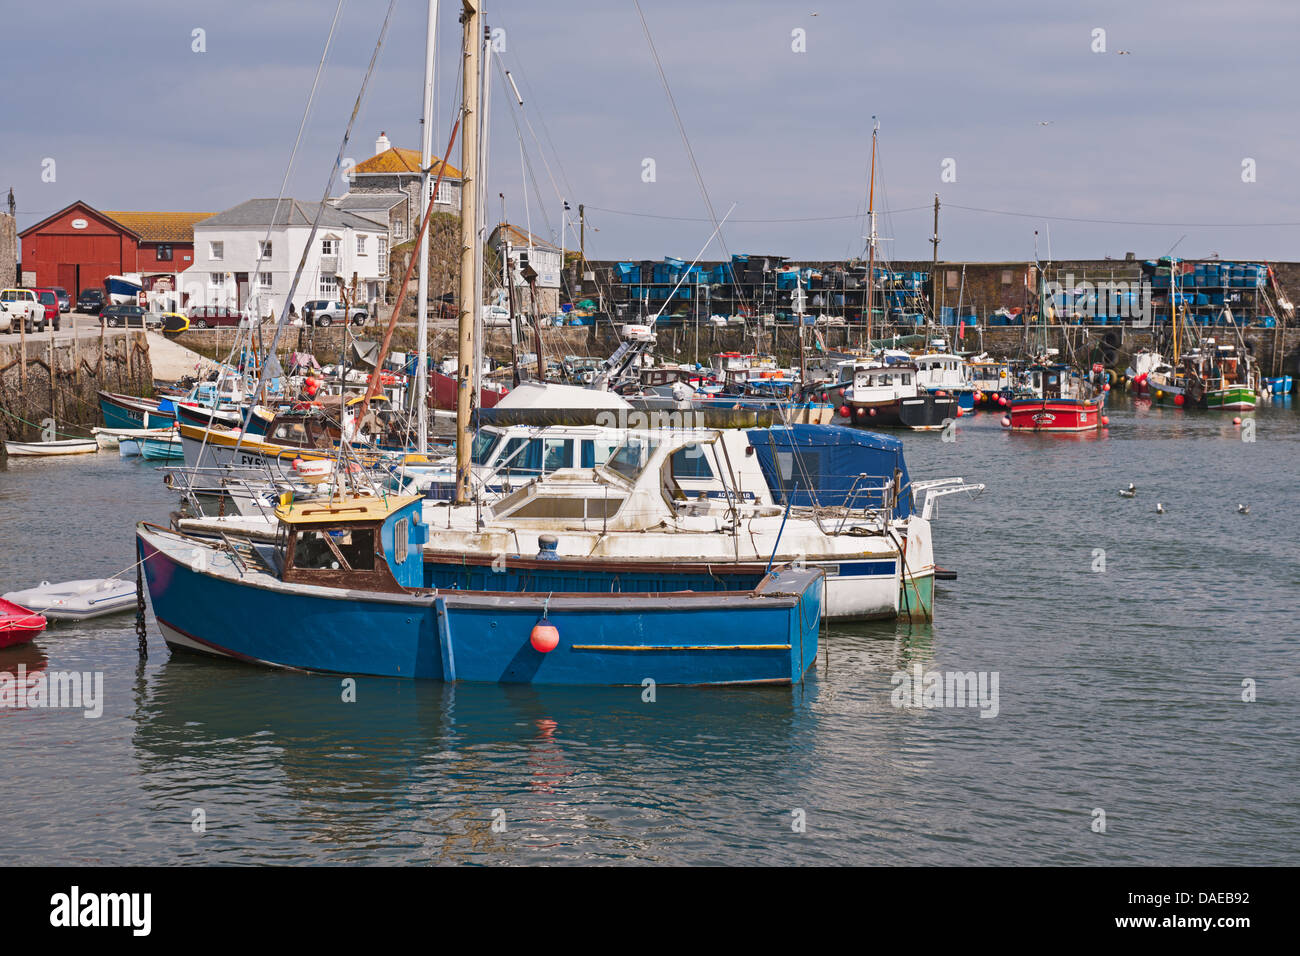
[137,494,823,685]
[98,390,177,430]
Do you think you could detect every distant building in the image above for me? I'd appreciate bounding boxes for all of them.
[17,200,209,295]
[184,199,388,315]
[341,131,462,242]
[488,222,563,315]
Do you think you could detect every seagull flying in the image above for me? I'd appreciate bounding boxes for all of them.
[1037,121,1053,126]
[1116,50,1132,55]
[1119,483,1136,498]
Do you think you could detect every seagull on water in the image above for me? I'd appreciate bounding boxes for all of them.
[1119,483,1136,498]
[1237,504,1250,515]
[1156,503,1165,514]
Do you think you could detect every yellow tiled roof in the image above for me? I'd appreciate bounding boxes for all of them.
[102,210,212,243]
[352,147,461,179]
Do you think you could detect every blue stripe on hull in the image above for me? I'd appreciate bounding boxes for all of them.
[141,539,820,686]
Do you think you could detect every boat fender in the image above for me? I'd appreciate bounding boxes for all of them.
[530,617,559,653]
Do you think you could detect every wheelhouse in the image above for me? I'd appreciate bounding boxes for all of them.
[276,494,428,592]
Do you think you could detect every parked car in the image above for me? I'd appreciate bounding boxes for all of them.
[99,305,161,329]
[32,289,63,331]
[51,287,71,313]
[302,299,368,327]
[76,288,105,313]
[0,288,47,333]
[186,305,242,329]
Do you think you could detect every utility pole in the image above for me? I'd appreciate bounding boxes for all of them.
[455,0,481,505]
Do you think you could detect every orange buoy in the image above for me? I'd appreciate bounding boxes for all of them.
[956,407,964,417]
[1233,417,1242,425]
[1101,415,1110,426]
[838,405,850,418]
[530,618,559,653]
[1000,415,1011,427]
[1174,394,1185,407]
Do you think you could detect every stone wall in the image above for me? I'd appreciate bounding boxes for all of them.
[0,329,153,444]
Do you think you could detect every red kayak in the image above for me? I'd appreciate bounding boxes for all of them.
[0,597,46,648]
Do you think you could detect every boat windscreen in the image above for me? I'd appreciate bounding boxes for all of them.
[604,436,660,482]
[471,428,501,465]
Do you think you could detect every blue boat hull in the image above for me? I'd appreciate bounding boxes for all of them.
[138,534,821,686]
[99,392,176,430]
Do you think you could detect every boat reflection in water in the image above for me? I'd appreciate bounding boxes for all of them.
[128,654,803,863]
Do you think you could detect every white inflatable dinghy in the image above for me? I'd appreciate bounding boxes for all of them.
[2,579,137,621]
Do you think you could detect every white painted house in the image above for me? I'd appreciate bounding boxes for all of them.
[182,199,389,316]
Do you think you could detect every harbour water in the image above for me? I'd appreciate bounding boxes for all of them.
[1,397,1297,865]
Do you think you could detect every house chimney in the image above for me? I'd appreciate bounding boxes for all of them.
[375,131,391,155]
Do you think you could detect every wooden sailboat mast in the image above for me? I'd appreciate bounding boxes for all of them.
[455,0,481,505]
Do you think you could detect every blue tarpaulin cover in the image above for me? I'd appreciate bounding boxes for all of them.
[746,424,912,519]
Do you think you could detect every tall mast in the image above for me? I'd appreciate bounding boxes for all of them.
[455,0,481,505]
[864,118,878,347]
[929,193,939,335]
[1171,258,1180,363]
[415,0,438,454]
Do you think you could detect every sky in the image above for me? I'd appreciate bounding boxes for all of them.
[4,0,1299,265]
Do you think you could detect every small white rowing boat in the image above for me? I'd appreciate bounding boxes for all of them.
[4,439,99,457]
[2,579,137,621]
[92,426,176,451]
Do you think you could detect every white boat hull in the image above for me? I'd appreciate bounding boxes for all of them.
[4,440,99,457]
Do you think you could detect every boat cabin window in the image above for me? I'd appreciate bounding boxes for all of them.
[273,421,310,445]
[470,429,501,465]
[900,373,911,385]
[671,444,715,479]
[605,436,660,482]
[495,437,574,476]
[394,518,409,564]
[580,439,619,468]
[293,527,376,572]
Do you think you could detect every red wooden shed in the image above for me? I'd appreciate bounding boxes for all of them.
[18,200,210,296]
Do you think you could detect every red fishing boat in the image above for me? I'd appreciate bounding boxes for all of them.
[1006,363,1105,433]
[0,597,46,648]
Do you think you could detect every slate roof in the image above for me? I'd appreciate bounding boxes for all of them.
[198,199,385,231]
